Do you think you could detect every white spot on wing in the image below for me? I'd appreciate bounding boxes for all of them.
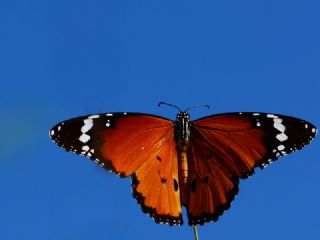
[274,118,286,132]
[79,118,94,143]
[81,119,93,133]
[277,145,285,151]
[50,130,54,136]
[79,134,90,143]
[106,113,113,116]
[276,133,288,142]
[106,122,110,127]
[253,113,260,116]
[312,128,316,133]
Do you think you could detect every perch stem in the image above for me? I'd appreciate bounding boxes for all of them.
[193,225,199,240]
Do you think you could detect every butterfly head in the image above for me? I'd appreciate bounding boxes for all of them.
[176,112,190,121]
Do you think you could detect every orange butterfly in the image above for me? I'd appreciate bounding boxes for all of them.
[49,102,317,226]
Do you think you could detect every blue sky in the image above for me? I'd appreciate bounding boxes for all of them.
[1,0,319,239]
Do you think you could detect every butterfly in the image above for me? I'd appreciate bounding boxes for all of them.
[49,102,317,226]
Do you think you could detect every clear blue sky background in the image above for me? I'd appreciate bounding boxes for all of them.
[0,1,319,239]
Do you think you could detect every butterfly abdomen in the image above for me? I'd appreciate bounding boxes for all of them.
[179,148,189,184]
[174,112,192,205]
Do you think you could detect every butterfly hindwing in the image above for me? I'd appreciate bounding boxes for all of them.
[49,113,173,177]
[185,112,317,225]
[187,133,239,225]
[132,132,183,225]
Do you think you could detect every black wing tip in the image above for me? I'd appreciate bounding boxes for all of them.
[187,177,240,226]
[49,121,130,178]
[131,174,183,226]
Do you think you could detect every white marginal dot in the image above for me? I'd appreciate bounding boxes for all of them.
[58,126,61,131]
[106,113,113,116]
[277,145,285,151]
[82,145,90,151]
[123,112,127,115]
[253,113,260,116]
[50,130,54,136]
[312,128,316,133]
[267,114,277,118]
[106,122,110,127]
[89,115,100,119]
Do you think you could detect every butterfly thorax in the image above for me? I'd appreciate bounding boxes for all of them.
[174,112,191,190]
[174,112,191,147]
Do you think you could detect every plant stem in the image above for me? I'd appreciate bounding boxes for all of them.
[193,225,199,240]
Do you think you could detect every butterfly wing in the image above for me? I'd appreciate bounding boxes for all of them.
[132,133,183,225]
[50,112,183,224]
[186,112,317,225]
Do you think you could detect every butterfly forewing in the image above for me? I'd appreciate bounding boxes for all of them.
[193,112,317,172]
[184,112,317,225]
[49,113,173,177]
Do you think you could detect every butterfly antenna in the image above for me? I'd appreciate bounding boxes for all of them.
[185,104,210,112]
[158,102,182,112]
[193,225,200,240]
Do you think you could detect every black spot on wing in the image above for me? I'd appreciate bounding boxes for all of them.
[174,179,179,191]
